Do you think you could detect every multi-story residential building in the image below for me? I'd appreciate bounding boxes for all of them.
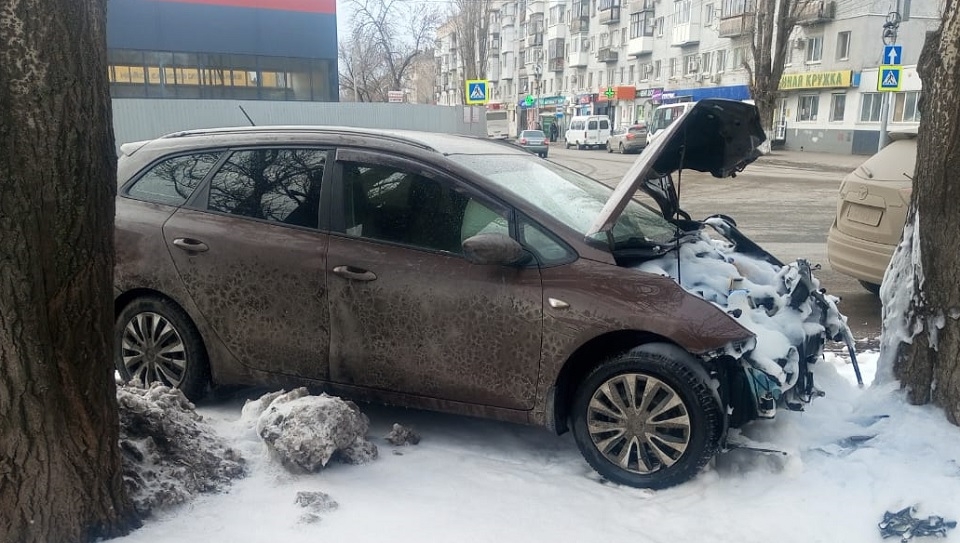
[444,0,935,153]
[436,19,465,106]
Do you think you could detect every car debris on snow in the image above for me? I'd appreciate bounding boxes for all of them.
[879,506,956,541]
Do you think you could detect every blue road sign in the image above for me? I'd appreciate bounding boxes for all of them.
[883,45,903,65]
[878,65,903,92]
[465,80,488,105]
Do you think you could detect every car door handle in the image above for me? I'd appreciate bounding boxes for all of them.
[172,238,209,253]
[332,266,377,282]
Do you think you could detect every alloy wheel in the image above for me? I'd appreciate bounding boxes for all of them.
[586,373,692,474]
[121,312,188,387]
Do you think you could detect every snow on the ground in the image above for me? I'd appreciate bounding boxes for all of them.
[112,351,960,543]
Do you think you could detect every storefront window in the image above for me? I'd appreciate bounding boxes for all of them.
[797,94,819,121]
[829,93,845,122]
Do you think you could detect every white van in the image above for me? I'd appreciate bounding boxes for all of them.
[647,102,695,146]
[564,115,611,150]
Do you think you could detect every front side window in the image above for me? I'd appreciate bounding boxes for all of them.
[126,152,222,206]
[206,148,326,229]
[797,94,819,121]
[339,163,508,254]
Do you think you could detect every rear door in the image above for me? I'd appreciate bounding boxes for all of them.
[325,149,544,410]
[599,118,611,144]
[162,147,333,380]
[586,118,599,144]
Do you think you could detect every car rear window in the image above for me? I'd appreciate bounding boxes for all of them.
[629,126,647,134]
[126,152,222,206]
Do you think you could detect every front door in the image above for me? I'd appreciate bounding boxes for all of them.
[163,147,332,380]
[325,149,543,410]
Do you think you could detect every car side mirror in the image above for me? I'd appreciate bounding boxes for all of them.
[462,233,531,266]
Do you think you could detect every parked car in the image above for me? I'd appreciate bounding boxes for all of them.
[517,129,549,157]
[648,103,695,146]
[564,115,611,150]
[114,100,849,489]
[827,133,916,294]
[607,124,649,154]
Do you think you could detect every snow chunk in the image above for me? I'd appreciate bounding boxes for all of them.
[385,423,422,446]
[118,384,245,517]
[295,491,339,524]
[249,388,379,471]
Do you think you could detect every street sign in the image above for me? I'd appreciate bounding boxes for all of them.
[878,65,903,91]
[883,44,903,65]
[387,90,404,103]
[465,80,489,105]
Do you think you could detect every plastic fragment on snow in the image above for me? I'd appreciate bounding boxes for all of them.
[878,506,956,541]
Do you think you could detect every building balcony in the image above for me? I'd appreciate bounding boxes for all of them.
[548,57,564,72]
[627,36,654,56]
[570,16,589,34]
[488,57,500,82]
[797,0,835,25]
[501,14,515,27]
[501,64,514,80]
[599,6,621,25]
[568,50,589,68]
[597,47,619,63]
[718,12,755,37]
[671,22,700,46]
[527,32,544,47]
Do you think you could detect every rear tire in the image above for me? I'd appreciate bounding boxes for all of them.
[571,347,722,489]
[619,143,625,154]
[859,280,881,295]
[565,142,571,149]
[578,142,584,150]
[607,142,613,153]
[115,296,210,401]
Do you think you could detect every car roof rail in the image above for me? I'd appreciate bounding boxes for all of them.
[155,125,439,152]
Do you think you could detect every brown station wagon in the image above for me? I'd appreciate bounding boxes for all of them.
[114,99,846,489]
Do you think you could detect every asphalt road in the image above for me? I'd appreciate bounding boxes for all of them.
[547,145,883,345]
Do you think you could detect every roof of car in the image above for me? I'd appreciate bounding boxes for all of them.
[123,125,529,158]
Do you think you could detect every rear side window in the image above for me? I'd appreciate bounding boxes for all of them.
[207,148,326,229]
[126,152,221,206]
[600,119,610,130]
[588,120,598,129]
[570,120,584,130]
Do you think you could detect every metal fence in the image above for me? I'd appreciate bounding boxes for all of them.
[112,99,487,149]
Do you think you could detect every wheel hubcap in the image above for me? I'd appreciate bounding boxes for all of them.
[587,373,691,474]
[121,312,187,388]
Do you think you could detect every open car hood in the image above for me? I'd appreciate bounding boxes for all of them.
[586,99,766,237]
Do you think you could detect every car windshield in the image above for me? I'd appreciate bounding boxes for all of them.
[448,154,678,247]
[521,131,545,138]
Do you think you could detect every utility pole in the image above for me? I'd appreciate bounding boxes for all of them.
[878,1,903,152]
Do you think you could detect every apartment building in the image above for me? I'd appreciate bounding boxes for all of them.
[443,0,936,153]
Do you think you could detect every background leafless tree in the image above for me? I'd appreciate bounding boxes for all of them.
[745,0,815,133]
[451,0,493,81]
[884,3,960,424]
[0,0,138,540]
[338,26,393,102]
[342,0,442,98]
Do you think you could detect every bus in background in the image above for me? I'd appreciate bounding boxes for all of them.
[486,110,509,139]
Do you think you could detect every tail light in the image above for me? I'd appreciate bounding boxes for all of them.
[520,138,527,144]
[626,134,635,140]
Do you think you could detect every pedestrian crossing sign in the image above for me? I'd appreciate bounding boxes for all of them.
[877,65,902,92]
[465,80,489,105]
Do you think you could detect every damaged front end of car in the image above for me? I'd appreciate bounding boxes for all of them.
[587,98,862,434]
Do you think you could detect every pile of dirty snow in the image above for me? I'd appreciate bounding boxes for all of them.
[118,383,245,517]
[636,226,847,393]
[240,388,379,471]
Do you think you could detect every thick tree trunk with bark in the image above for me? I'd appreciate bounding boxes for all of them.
[892,3,960,424]
[0,1,137,541]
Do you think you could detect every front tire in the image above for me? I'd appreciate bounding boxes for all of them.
[607,142,613,153]
[859,280,881,295]
[619,143,625,154]
[115,295,210,401]
[571,348,722,489]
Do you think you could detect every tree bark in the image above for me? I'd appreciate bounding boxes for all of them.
[0,1,137,541]
[893,2,960,425]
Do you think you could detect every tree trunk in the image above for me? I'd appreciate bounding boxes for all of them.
[891,3,960,424]
[0,1,138,541]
